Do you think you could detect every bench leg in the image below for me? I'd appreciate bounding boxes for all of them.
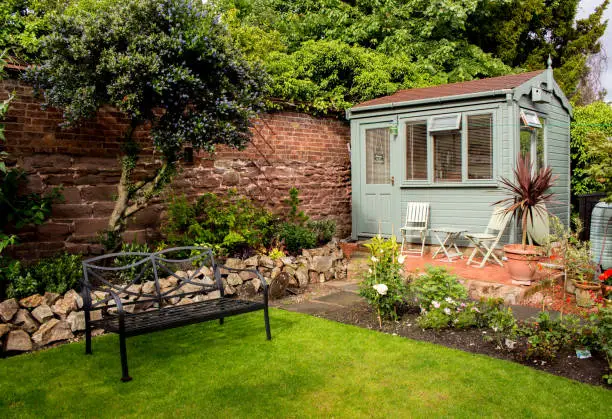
[85,326,92,355]
[119,332,132,382]
[219,317,224,325]
[264,307,271,340]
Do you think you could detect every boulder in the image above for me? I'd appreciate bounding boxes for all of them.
[31,305,55,323]
[259,255,275,268]
[239,270,258,281]
[195,266,213,277]
[225,258,246,270]
[268,272,290,299]
[274,258,283,268]
[283,266,296,277]
[319,273,326,283]
[126,284,142,298]
[64,289,83,309]
[4,330,32,352]
[0,323,11,338]
[309,271,319,284]
[66,311,86,332]
[227,273,243,286]
[244,255,259,266]
[32,319,74,346]
[193,276,215,286]
[312,256,333,273]
[181,282,204,295]
[281,257,296,268]
[252,277,262,293]
[43,292,61,306]
[238,281,257,298]
[174,271,188,280]
[19,294,45,309]
[295,266,309,288]
[207,290,221,300]
[175,298,194,306]
[271,267,282,279]
[0,298,19,322]
[90,310,102,321]
[142,281,156,295]
[223,283,236,296]
[51,296,77,318]
[12,309,39,333]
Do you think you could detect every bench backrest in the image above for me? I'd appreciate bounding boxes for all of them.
[81,247,223,311]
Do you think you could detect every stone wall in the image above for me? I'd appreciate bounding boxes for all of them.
[0,242,347,354]
[0,77,351,259]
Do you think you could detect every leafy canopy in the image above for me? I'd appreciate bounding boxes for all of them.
[27,0,268,162]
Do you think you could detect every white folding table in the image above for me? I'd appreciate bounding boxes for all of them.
[431,227,467,262]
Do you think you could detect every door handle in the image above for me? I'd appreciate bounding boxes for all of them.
[391,176,395,186]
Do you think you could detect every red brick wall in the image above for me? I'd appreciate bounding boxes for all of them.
[1,78,351,259]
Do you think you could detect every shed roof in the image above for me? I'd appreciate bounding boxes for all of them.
[353,70,545,109]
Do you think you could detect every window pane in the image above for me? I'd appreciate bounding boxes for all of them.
[405,121,427,180]
[520,128,532,160]
[535,122,544,172]
[365,128,390,184]
[433,131,462,182]
[467,114,493,179]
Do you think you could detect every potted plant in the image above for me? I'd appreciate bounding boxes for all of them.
[600,269,612,307]
[495,154,557,284]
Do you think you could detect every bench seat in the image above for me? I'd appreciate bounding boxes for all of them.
[92,298,265,336]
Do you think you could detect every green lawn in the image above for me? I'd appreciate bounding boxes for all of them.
[1,309,610,418]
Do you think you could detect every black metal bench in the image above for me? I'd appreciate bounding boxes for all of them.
[81,247,271,382]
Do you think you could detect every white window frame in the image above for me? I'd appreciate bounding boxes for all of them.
[519,111,546,173]
[400,110,497,187]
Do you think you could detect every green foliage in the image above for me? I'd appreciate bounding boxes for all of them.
[593,307,612,384]
[570,102,612,201]
[277,222,317,253]
[4,252,82,299]
[267,247,285,260]
[409,266,468,309]
[112,242,154,283]
[164,191,276,256]
[283,187,308,225]
[359,235,406,324]
[307,219,336,244]
[517,312,583,361]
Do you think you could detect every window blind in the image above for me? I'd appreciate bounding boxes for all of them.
[405,121,427,180]
[433,131,462,182]
[467,114,493,180]
[365,128,390,185]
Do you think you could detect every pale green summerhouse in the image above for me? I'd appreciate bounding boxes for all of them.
[346,64,572,245]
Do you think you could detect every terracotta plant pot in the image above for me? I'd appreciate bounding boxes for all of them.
[503,244,543,285]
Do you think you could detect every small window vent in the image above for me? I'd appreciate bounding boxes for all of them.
[430,114,461,132]
[520,109,542,128]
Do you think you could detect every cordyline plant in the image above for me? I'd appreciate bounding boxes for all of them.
[26,0,268,249]
[494,154,557,248]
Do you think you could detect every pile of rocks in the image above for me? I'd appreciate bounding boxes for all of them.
[0,240,348,355]
[224,239,347,299]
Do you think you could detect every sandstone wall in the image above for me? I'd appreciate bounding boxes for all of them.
[0,78,351,259]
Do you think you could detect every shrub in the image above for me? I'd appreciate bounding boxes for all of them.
[409,266,468,309]
[517,312,583,361]
[112,242,154,284]
[307,219,336,244]
[163,191,276,256]
[277,222,317,253]
[592,308,612,384]
[6,253,83,299]
[359,235,406,326]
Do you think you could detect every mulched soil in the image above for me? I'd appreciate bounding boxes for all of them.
[320,300,610,388]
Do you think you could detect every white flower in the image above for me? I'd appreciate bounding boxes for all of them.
[432,301,440,308]
[379,249,384,253]
[368,268,373,274]
[373,284,388,296]
[443,308,452,315]
[398,255,406,264]
[445,297,454,304]
[371,256,379,263]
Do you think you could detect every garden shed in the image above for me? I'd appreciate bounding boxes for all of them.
[346,62,572,244]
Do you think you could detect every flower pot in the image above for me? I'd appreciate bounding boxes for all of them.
[503,244,543,285]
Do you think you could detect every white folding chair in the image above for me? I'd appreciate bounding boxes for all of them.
[465,207,512,268]
[400,202,430,257]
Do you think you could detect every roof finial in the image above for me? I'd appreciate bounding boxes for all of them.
[547,55,553,69]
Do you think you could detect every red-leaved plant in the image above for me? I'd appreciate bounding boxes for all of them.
[495,154,558,248]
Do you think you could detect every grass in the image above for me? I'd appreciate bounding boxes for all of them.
[0,309,610,418]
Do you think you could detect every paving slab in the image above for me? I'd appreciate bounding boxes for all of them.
[316,291,363,307]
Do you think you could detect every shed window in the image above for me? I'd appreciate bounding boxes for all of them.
[430,114,461,132]
[433,131,462,182]
[520,113,545,172]
[405,121,427,180]
[467,114,493,179]
[365,127,391,184]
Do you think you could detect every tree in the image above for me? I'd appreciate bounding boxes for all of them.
[27,0,268,247]
[570,101,612,201]
[466,0,609,100]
